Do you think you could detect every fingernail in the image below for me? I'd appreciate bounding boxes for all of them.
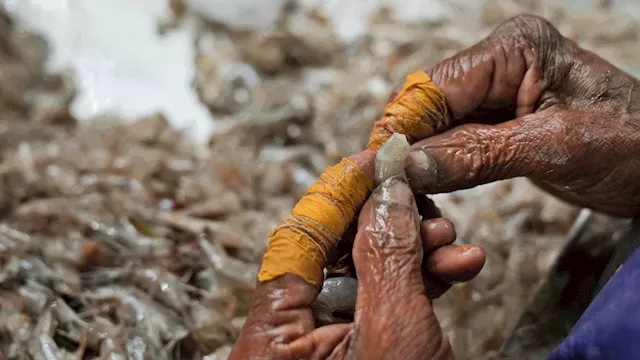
[406,149,438,192]
[457,245,484,257]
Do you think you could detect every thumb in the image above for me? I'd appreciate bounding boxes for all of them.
[405,111,570,194]
[351,177,452,359]
[353,176,424,296]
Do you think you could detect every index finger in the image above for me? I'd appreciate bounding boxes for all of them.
[386,15,560,128]
[259,150,375,288]
[231,151,375,359]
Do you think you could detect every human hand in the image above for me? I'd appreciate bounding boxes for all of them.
[402,15,640,217]
[328,176,462,359]
[229,152,484,359]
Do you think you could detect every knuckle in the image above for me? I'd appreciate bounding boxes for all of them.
[520,111,578,178]
[353,202,421,269]
[454,128,495,181]
[447,124,527,181]
[497,15,559,46]
[491,15,564,68]
[360,216,421,253]
[482,15,570,94]
[427,49,478,86]
[438,126,496,182]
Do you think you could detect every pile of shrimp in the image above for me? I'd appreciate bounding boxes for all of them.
[1,0,639,358]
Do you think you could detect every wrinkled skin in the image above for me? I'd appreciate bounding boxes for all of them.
[229,153,484,360]
[231,14,640,359]
[331,177,456,359]
[404,14,640,217]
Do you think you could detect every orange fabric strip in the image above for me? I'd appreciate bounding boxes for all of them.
[367,71,450,150]
[259,71,448,287]
[258,158,373,286]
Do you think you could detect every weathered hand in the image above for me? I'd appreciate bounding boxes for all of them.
[402,15,640,217]
[328,176,460,359]
[229,152,483,359]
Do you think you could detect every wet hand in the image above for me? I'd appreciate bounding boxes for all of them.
[229,160,484,359]
[328,176,472,359]
[402,15,640,217]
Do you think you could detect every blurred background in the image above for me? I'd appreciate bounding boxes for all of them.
[0,0,639,359]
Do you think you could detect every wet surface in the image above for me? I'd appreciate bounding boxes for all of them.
[1,0,640,358]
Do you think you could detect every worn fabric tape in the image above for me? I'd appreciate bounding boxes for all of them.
[259,71,448,287]
[258,158,373,286]
[367,71,450,150]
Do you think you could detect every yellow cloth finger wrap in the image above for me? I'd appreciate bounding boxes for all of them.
[258,158,373,286]
[367,71,450,150]
[259,71,448,287]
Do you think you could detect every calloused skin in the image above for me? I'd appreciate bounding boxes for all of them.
[404,14,640,217]
[229,152,485,360]
[231,14,640,359]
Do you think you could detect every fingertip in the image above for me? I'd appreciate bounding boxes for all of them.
[406,148,438,193]
[421,218,457,251]
[426,245,486,284]
[348,150,376,184]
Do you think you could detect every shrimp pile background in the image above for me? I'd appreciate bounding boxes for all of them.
[1,1,639,359]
